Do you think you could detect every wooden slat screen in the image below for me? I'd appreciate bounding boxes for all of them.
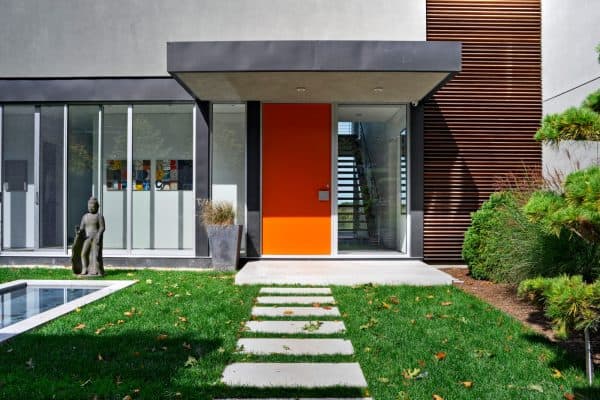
[424,0,542,261]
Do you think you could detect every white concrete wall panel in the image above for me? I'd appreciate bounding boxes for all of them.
[542,0,600,114]
[0,0,426,77]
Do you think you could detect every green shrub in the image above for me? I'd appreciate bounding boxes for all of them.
[535,107,600,142]
[582,88,600,113]
[463,191,598,283]
[519,275,600,339]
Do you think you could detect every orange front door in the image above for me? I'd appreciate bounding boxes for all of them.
[262,104,331,255]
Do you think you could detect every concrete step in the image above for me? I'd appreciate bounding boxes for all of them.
[252,306,341,317]
[236,338,354,355]
[244,320,346,335]
[221,362,368,388]
[256,296,335,305]
[259,287,332,295]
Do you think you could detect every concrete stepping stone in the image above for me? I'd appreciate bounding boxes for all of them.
[221,362,368,388]
[237,338,354,355]
[259,287,332,295]
[256,296,335,305]
[244,320,346,335]
[252,306,340,317]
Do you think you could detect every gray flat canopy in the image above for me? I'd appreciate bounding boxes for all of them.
[167,40,461,103]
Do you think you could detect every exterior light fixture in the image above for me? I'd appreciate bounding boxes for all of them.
[296,87,307,93]
[373,87,384,93]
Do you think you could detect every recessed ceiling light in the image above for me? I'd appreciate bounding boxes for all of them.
[296,87,307,93]
[373,87,384,93]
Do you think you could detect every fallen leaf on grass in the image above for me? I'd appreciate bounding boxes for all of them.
[283,310,294,316]
[97,354,104,361]
[425,313,434,320]
[440,301,453,306]
[564,393,575,400]
[474,349,494,358]
[552,368,563,379]
[80,378,92,387]
[25,358,34,369]
[527,384,544,393]
[434,351,447,361]
[388,295,400,304]
[402,368,421,380]
[117,319,125,324]
[377,377,390,383]
[75,307,81,313]
[182,342,192,350]
[123,311,134,317]
[381,301,392,309]
[359,317,378,330]
[433,395,444,400]
[156,334,169,341]
[122,395,132,400]
[461,381,473,388]
[73,323,86,331]
[95,327,106,335]
[178,316,188,323]
[418,359,427,367]
[184,355,198,367]
[217,347,225,353]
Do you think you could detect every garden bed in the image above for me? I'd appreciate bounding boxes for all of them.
[443,267,599,367]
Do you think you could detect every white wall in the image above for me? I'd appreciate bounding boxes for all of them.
[542,0,600,115]
[0,0,426,78]
[541,0,600,177]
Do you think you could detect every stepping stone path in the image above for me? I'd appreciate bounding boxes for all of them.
[218,286,371,400]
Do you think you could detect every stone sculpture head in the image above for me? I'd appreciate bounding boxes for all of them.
[88,197,99,214]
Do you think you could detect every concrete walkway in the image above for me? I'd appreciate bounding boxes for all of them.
[236,260,455,286]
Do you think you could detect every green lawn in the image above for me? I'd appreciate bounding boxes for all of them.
[0,268,597,399]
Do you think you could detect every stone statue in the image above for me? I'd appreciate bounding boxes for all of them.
[72,197,105,276]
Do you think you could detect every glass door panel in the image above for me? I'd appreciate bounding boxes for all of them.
[1,106,35,250]
[67,105,100,246]
[132,104,193,250]
[101,105,128,249]
[336,105,408,254]
[39,106,65,249]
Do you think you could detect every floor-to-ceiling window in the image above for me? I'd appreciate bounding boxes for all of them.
[1,102,195,255]
[1,106,35,250]
[211,103,247,253]
[336,105,408,254]
[132,104,194,251]
[101,105,128,250]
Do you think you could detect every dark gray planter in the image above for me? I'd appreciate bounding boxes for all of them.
[206,225,243,271]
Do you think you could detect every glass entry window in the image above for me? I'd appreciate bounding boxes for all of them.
[336,105,408,254]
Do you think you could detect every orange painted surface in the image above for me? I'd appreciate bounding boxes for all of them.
[262,104,331,255]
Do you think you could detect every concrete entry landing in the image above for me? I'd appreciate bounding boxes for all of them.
[235,260,455,286]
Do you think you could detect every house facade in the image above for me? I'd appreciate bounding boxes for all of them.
[0,0,588,267]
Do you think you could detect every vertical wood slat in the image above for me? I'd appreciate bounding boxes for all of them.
[424,0,542,261]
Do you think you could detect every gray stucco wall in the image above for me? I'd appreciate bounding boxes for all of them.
[541,0,600,177]
[0,0,426,77]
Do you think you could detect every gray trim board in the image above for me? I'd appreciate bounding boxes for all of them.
[246,101,261,257]
[409,103,424,258]
[195,101,211,257]
[0,78,192,102]
[168,41,462,73]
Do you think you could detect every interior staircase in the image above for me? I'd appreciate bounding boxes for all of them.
[337,135,374,247]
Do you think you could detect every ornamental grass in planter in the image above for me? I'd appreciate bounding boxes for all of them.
[199,199,242,271]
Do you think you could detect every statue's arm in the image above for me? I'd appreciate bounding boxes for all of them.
[78,215,86,233]
[98,215,105,237]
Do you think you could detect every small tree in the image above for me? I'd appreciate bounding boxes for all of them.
[523,166,600,385]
